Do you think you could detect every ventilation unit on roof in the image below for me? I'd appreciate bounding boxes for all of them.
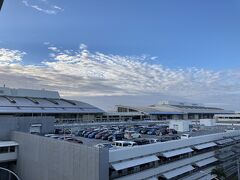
[26,97,39,104]
[4,96,16,104]
[61,99,76,106]
[45,98,59,105]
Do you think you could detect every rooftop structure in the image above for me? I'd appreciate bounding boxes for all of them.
[0,87,104,122]
[10,125,240,180]
[109,130,240,179]
[116,101,233,120]
[214,113,240,126]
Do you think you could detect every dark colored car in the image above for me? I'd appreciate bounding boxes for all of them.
[102,133,112,140]
[169,129,178,134]
[81,129,92,137]
[108,133,124,141]
[66,138,83,144]
[88,131,100,138]
[133,139,150,145]
[147,128,158,135]
[74,130,85,136]
[135,127,144,133]
[140,128,149,134]
[160,135,180,142]
[108,135,114,141]
[84,131,94,138]
[95,131,107,139]
[55,129,63,134]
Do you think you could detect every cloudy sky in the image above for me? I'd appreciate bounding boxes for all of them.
[1,0,240,110]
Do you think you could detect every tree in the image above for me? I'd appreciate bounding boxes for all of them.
[211,167,227,180]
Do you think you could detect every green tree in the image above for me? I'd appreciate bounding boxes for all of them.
[211,167,226,180]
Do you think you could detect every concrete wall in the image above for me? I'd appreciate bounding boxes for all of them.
[0,116,54,140]
[169,120,190,132]
[200,119,216,126]
[11,132,109,180]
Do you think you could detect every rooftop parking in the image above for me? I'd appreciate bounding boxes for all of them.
[44,122,240,148]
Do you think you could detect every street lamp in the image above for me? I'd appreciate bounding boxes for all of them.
[0,167,20,180]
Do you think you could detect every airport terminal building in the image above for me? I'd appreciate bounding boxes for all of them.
[116,101,233,121]
[0,87,238,180]
[0,87,104,124]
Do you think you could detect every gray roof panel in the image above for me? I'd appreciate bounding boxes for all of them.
[0,96,104,114]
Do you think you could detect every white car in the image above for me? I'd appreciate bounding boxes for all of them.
[112,141,138,148]
[147,138,160,144]
[181,134,191,139]
[94,143,114,149]
[124,131,141,139]
[44,134,55,137]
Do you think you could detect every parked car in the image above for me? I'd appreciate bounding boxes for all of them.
[160,135,180,142]
[63,129,71,134]
[124,131,141,139]
[181,134,191,139]
[74,129,85,136]
[108,133,124,141]
[112,141,138,148]
[88,131,100,138]
[140,128,149,134]
[191,128,198,132]
[147,128,158,135]
[102,133,113,140]
[147,138,161,144]
[44,134,56,137]
[58,135,73,140]
[135,127,144,133]
[133,138,150,145]
[65,137,83,144]
[81,129,92,137]
[54,129,63,134]
[94,143,113,149]
[84,131,94,138]
[95,131,108,139]
[168,128,178,135]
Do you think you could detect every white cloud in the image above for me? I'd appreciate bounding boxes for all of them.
[48,46,59,52]
[0,48,26,64]
[22,0,64,15]
[0,45,240,109]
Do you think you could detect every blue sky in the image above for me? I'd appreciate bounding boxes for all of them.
[1,0,240,110]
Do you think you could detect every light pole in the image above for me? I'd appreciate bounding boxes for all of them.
[0,167,20,180]
[237,159,240,180]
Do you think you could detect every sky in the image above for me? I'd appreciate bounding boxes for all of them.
[1,0,240,110]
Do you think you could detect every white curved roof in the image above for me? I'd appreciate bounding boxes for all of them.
[0,87,104,114]
[117,103,233,115]
[0,96,104,114]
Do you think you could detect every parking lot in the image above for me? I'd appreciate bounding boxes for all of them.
[44,123,240,148]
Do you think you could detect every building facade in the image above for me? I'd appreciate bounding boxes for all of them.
[0,87,104,124]
[5,129,240,180]
[109,130,240,180]
[116,101,233,121]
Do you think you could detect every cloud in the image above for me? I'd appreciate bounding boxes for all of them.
[22,0,64,15]
[48,46,59,52]
[0,45,240,109]
[0,48,26,65]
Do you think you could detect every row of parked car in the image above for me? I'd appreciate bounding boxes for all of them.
[95,138,160,149]
[44,134,83,144]
[74,124,178,142]
[138,126,177,136]
[75,127,129,141]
